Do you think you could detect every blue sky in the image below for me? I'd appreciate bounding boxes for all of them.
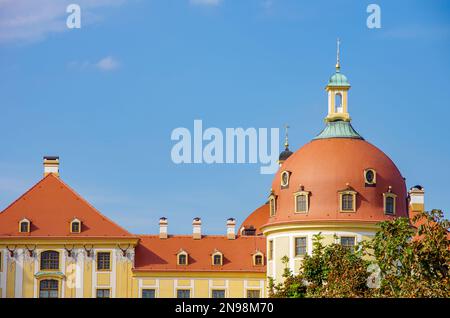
[0,0,449,234]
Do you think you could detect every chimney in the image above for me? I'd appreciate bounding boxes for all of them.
[159,217,168,239]
[409,185,425,220]
[43,156,59,177]
[192,217,202,240]
[226,218,236,240]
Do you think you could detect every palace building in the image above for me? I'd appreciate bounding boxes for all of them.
[0,49,426,298]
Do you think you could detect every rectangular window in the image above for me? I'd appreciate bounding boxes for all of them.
[20,222,29,233]
[246,290,260,298]
[295,237,307,256]
[39,279,59,298]
[296,194,307,213]
[385,196,395,215]
[340,237,356,252]
[212,290,225,298]
[142,289,156,298]
[177,289,191,298]
[342,194,354,211]
[178,254,187,265]
[97,252,111,271]
[254,254,263,266]
[96,289,110,298]
[213,254,222,265]
[268,240,273,261]
[40,251,59,270]
[71,222,80,233]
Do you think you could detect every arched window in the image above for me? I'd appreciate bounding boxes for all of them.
[70,218,81,233]
[177,250,188,266]
[19,218,30,233]
[269,193,277,217]
[253,252,264,266]
[212,252,223,266]
[39,279,59,298]
[40,251,60,270]
[335,93,343,113]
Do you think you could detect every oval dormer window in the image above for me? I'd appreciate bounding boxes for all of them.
[364,169,377,185]
[281,171,289,188]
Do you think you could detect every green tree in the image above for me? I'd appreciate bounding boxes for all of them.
[371,210,449,297]
[268,210,449,298]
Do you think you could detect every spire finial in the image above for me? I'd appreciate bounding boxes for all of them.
[284,124,290,149]
[336,38,341,72]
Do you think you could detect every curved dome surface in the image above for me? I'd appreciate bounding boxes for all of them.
[267,138,408,227]
[239,203,269,235]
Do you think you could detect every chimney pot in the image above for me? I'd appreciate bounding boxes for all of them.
[159,217,168,239]
[226,218,236,240]
[409,186,425,221]
[192,217,202,240]
[43,156,60,177]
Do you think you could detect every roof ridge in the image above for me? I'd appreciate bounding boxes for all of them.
[51,175,134,237]
[0,174,134,237]
[0,173,53,215]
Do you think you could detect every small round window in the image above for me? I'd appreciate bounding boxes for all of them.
[281,171,289,187]
[364,169,376,185]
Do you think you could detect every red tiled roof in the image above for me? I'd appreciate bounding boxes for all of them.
[134,235,266,272]
[239,203,269,235]
[0,174,134,238]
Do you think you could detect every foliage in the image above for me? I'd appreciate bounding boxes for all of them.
[268,210,450,298]
[371,209,450,297]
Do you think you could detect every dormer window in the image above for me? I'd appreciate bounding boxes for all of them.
[280,171,290,188]
[294,188,310,213]
[383,190,397,215]
[177,250,188,266]
[364,169,377,185]
[269,191,277,216]
[19,218,30,233]
[70,218,81,233]
[253,251,264,266]
[211,250,223,266]
[339,189,357,212]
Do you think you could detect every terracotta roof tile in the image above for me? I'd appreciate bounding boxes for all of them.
[0,174,134,238]
[134,235,266,272]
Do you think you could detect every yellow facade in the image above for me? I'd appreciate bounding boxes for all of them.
[0,241,266,298]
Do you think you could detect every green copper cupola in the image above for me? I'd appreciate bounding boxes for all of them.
[314,39,363,140]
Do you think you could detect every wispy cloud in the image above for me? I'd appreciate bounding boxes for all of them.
[189,0,222,6]
[0,0,126,45]
[68,56,120,72]
[95,56,120,71]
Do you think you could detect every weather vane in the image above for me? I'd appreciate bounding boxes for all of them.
[336,38,341,72]
[284,124,290,149]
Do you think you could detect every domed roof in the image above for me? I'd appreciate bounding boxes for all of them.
[240,203,269,236]
[279,147,293,161]
[327,72,350,87]
[265,138,408,228]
